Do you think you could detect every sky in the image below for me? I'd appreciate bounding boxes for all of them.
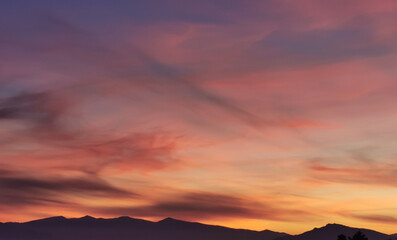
[0,0,396,235]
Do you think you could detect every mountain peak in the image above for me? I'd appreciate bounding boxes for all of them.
[281,222,394,240]
[79,215,95,220]
[321,223,349,230]
[158,217,181,223]
[325,223,346,227]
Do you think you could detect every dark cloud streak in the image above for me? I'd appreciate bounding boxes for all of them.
[342,213,397,225]
[94,192,314,221]
[306,161,397,187]
[0,167,135,208]
[251,24,394,69]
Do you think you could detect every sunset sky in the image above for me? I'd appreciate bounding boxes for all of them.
[0,0,396,234]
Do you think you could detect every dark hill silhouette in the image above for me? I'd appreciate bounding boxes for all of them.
[278,223,395,240]
[0,216,395,240]
[0,216,287,240]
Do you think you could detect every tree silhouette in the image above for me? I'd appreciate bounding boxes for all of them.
[337,231,368,240]
[349,231,368,240]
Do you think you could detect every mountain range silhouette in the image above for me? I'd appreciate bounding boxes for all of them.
[0,216,395,240]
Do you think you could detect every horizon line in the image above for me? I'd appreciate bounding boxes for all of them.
[2,215,395,236]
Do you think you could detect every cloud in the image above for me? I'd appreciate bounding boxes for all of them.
[132,50,267,128]
[306,161,397,187]
[0,12,267,131]
[0,167,135,208]
[93,191,313,221]
[251,25,393,69]
[343,213,397,225]
[67,133,183,174]
[0,12,329,134]
[0,90,180,174]
[0,91,71,139]
[0,131,183,175]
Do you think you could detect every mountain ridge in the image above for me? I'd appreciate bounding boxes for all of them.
[278,223,395,240]
[0,216,395,240]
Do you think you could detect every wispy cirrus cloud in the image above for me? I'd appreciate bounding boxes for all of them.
[306,161,397,187]
[344,214,397,225]
[251,25,394,69]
